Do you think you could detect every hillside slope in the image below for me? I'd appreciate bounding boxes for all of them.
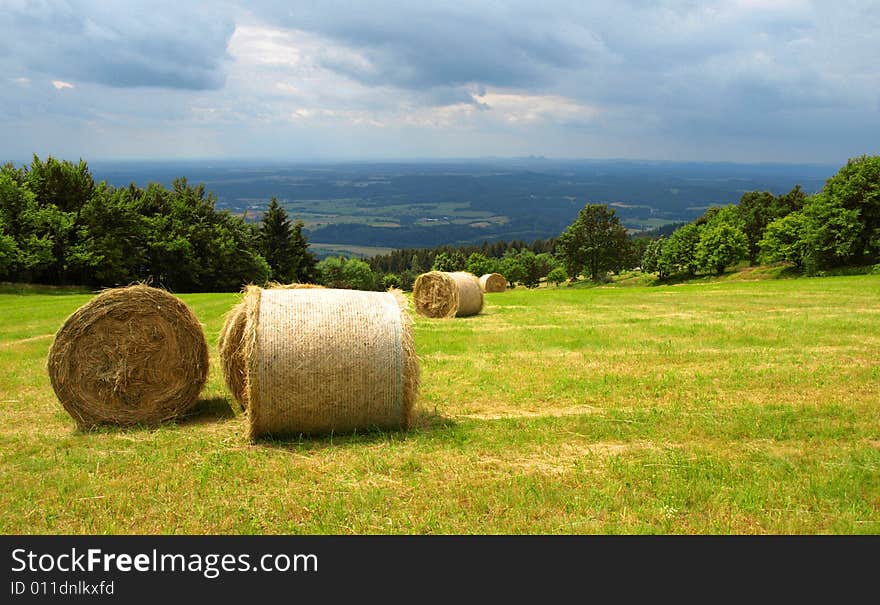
[1,275,878,533]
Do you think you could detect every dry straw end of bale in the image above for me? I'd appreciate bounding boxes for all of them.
[218,300,249,409]
[265,281,326,290]
[413,271,483,318]
[479,273,507,293]
[241,286,419,439]
[47,284,209,428]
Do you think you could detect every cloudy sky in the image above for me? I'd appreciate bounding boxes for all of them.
[1,0,878,163]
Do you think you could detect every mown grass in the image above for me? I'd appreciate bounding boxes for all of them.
[1,274,878,534]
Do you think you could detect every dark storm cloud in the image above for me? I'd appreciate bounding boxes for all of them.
[256,1,612,90]
[2,0,234,90]
[1,1,878,161]
[248,0,879,134]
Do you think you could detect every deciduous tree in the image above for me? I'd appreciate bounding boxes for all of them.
[641,236,668,279]
[695,223,748,275]
[556,204,630,282]
[546,266,568,287]
[661,222,702,276]
[318,257,377,290]
[759,212,808,269]
[465,252,497,277]
[821,155,880,263]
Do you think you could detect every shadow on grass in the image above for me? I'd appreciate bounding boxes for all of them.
[409,407,456,431]
[72,397,238,435]
[648,269,752,286]
[252,407,457,452]
[177,397,238,426]
[645,264,815,286]
[649,272,700,286]
[0,282,95,296]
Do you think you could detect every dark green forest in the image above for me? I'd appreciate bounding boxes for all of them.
[0,157,287,292]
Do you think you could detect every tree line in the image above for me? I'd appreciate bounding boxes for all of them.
[366,239,557,290]
[0,156,563,291]
[409,154,880,285]
[3,154,877,292]
[0,156,316,291]
[639,155,880,279]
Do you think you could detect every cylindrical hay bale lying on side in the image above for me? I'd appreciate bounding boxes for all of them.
[234,286,419,438]
[412,271,484,318]
[218,301,249,408]
[219,283,324,409]
[47,285,209,428]
[478,273,507,293]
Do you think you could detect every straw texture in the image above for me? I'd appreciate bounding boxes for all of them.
[218,300,248,408]
[219,283,323,409]
[412,271,484,318]
[47,285,209,428]
[238,286,419,438]
[479,273,507,292]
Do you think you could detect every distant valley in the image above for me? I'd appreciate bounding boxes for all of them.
[90,158,836,256]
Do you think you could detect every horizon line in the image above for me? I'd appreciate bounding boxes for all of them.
[3,154,843,168]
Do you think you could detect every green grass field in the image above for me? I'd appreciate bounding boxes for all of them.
[1,275,878,534]
[309,242,397,259]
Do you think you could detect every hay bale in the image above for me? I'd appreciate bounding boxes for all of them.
[479,273,507,293]
[266,282,325,290]
[237,286,419,438]
[47,285,209,428]
[218,300,249,408]
[412,271,484,318]
[219,283,324,409]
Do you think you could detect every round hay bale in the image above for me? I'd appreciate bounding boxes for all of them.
[219,283,324,409]
[240,287,419,438]
[218,300,249,408]
[266,282,325,290]
[479,273,507,293]
[47,285,209,428]
[412,271,483,318]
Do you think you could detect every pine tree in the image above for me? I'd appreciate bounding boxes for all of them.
[289,218,318,283]
[260,198,317,283]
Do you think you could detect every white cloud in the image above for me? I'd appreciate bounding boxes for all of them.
[51,80,74,90]
[475,91,600,125]
[229,25,305,68]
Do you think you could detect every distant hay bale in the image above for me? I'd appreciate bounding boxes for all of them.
[412,271,484,318]
[479,273,507,293]
[219,282,324,409]
[47,285,209,428]
[233,286,419,438]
